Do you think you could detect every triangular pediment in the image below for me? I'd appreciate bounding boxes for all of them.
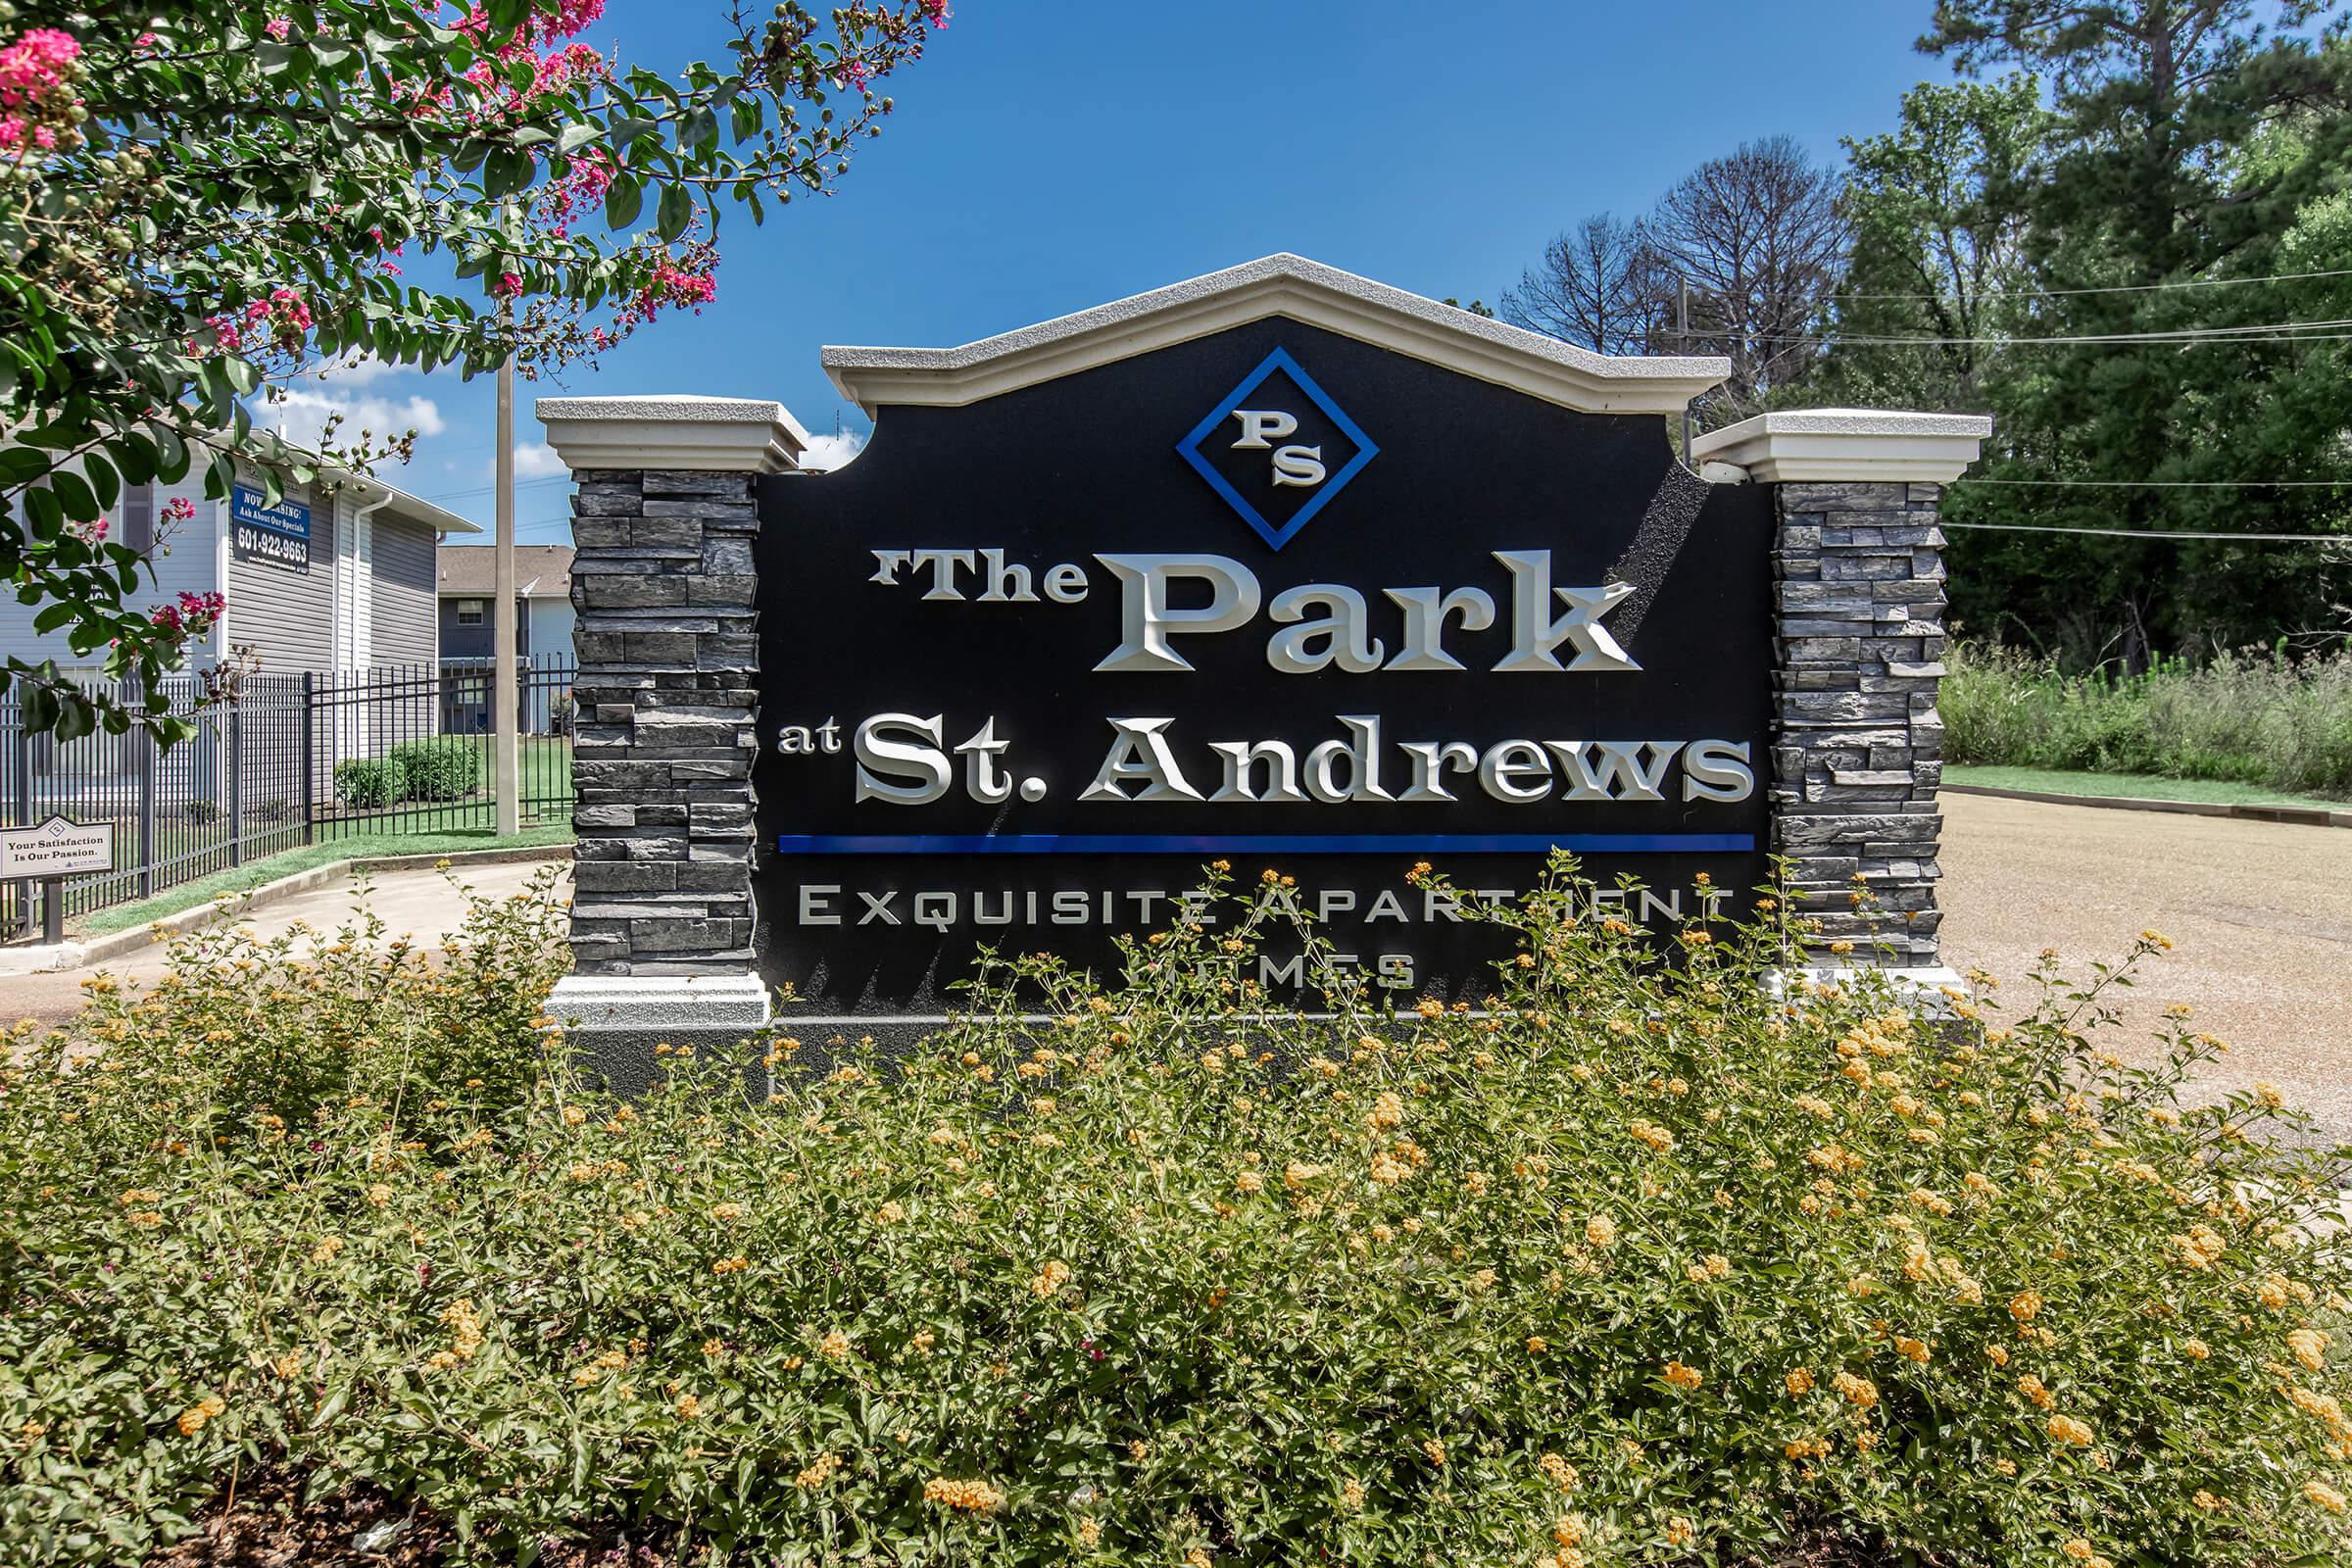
[822,254,1728,417]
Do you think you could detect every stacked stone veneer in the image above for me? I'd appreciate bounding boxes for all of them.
[1770,480,1947,968]
[566,467,760,974]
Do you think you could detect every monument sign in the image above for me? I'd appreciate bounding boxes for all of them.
[535,256,1988,1079]
[756,316,1769,1015]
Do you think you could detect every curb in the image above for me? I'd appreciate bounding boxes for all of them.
[0,845,571,975]
[1942,782,2352,829]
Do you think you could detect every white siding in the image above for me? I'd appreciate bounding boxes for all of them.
[527,595,575,662]
[369,514,439,668]
[0,467,224,671]
[224,472,336,678]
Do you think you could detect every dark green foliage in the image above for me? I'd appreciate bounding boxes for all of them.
[331,757,406,808]
[1838,3,2352,665]
[385,737,482,802]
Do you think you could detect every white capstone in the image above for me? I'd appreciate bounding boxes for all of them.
[823,253,1731,417]
[1691,410,1992,484]
[535,394,810,474]
[545,971,772,1030]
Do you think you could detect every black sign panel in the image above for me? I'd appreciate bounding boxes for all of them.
[755,318,1770,1015]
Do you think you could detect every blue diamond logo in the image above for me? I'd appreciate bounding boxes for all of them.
[1177,348,1378,551]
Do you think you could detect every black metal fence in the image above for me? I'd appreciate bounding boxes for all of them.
[0,656,574,940]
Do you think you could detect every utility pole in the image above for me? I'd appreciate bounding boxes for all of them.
[492,301,520,836]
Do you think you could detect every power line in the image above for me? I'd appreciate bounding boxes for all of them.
[1958,477,2352,489]
[415,473,572,505]
[1943,521,2352,544]
[1669,318,2352,348]
[1835,264,2352,304]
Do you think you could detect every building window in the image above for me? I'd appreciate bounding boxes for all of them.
[120,483,154,555]
[456,599,484,626]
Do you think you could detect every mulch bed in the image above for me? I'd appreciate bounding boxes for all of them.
[149,1466,1898,1567]
[147,1468,684,1568]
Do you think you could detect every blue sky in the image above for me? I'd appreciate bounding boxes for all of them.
[345,0,1952,545]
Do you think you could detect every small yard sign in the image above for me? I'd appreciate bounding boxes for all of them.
[0,814,115,878]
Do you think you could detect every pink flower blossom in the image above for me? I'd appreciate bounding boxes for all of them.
[162,497,196,524]
[920,0,951,25]
[0,26,82,163]
[538,145,614,235]
[495,271,524,298]
[264,18,292,41]
[0,27,79,93]
[152,590,226,639]
[133,32,159,51]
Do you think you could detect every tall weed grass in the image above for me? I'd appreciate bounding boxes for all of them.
[1942,644,2352,799]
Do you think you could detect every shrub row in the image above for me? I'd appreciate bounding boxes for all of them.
[1942,642,2352,799]
[330,737,486,809]
[0,864,2347,1566]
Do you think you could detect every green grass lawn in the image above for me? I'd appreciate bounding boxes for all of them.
[1942,763,2348,811]
[313,738,574,839]
[73,826,572,938]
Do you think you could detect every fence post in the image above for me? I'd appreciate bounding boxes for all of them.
[12,716,32,939]
[136,683,156,899]
[300,671,317,847]
[228,700,244,868]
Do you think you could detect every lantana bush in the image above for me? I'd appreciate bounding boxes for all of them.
[1,859,2348,1567]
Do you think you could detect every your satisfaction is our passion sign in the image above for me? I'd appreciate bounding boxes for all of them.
[755,282,1769,1015]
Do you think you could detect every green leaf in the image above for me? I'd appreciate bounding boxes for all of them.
[111,434,158,487]
[151,425,188,483]
[656,181,692,243]
[83,453,120,512]
[557,122,604,155]
[604,173,643,228]
[20,683,57,735]
[484,147,533,199]
[47,470,96,524]
[53,696,94,742]
[0,448,49,486]
[681,104,717,150]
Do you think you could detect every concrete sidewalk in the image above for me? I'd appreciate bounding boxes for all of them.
[8,856,571,1024]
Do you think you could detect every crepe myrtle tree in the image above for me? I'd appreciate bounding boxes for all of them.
[0,0,951,743]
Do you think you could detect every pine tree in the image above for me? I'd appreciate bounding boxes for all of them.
[1917,1,2352,665]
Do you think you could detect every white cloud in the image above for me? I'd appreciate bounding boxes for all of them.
[800,429,866,472]
[513,441,568,479]
[257,389,447,452]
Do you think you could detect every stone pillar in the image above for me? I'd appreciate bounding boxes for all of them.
[533,395,807,1092]
[1690,411,1991,989]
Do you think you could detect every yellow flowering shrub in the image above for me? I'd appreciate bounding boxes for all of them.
[0,856,2348,1567]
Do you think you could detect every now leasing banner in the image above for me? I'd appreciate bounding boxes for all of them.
[755,319,1771,1012]
[228,484,312,572]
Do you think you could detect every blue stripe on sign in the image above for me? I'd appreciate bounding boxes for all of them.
[771,833,1755,856]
